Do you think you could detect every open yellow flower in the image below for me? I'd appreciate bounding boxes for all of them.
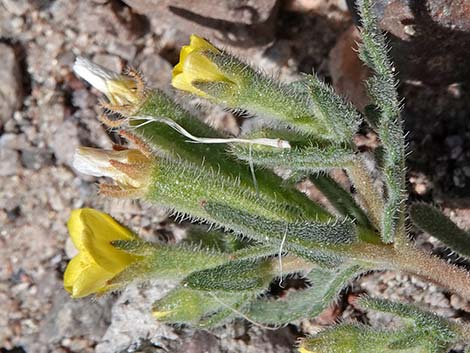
[64,208,139,298]
[172,34,234,96]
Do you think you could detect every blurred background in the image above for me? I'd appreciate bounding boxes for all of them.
[1,0,469,352]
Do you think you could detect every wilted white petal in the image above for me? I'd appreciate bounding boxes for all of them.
[73,57,119,95]
[73,147,124,178]
[73,147,150,189]
[73,57,140,106]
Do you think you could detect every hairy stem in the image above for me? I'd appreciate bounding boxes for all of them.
[346,158,384,230]
[276,255,315,274]
[348,243,470,301]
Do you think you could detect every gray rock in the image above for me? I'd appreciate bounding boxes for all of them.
[348,0,470,84]
[20,148,53,170]
[122,0,280,47]
[51,119,79,168]
[0,43,22,127]
[138,54,172,90]
[1,0,39,15]
[0,146,20,176]
[95,282,178,353]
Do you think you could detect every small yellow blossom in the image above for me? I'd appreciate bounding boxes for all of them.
[172,34,234,96]
[64,208,138,298]
[73,57,141,106]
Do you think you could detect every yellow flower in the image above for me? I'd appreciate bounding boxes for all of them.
[64,208,138,298]
[172,34,234,96]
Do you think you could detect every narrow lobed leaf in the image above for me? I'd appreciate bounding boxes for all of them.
[410,203,470,258]
[245,264,362,324]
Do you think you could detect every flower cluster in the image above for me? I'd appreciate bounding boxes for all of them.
[64,17,470,353]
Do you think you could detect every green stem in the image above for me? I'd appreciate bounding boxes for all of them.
[346,158,384,230]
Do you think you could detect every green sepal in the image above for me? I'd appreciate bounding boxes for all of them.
[245,264,362,324]
[231,143,355,173]
[203,201,354,266]
[132,92,330,221]
[191,80,239,105]
[204,51,335,139]
[111,239,156,256]
[183,258,274,291]
[410,203,470,258]
[147,158,306,223]
[109,243,228,285]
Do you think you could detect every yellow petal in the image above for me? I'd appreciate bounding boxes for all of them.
[70,262,115,298]
[183,51,227,84]
[189,34,218,53]
[77,208,136,271]
[172,72,206,96]
[68,209,88,251]
[63,253,85,294]
[173,45,195,77]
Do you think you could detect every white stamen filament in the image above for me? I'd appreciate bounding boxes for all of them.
[131,115,291,149]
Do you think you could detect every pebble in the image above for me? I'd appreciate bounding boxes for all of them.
[0,147,21,176]
[0,43,22,128]
[51,119,79,168]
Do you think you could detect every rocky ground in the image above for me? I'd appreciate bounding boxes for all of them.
[0,0,469,352]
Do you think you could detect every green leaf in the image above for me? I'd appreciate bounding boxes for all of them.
[309,174,374,231]
[358,297,457,346]
[303,74,362,142]
[183,226,254,253]
[300,324,421,353]
[357,0,406,243]
[152,286,254,327]
[245,264,362,324]
[410,203,470,258]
